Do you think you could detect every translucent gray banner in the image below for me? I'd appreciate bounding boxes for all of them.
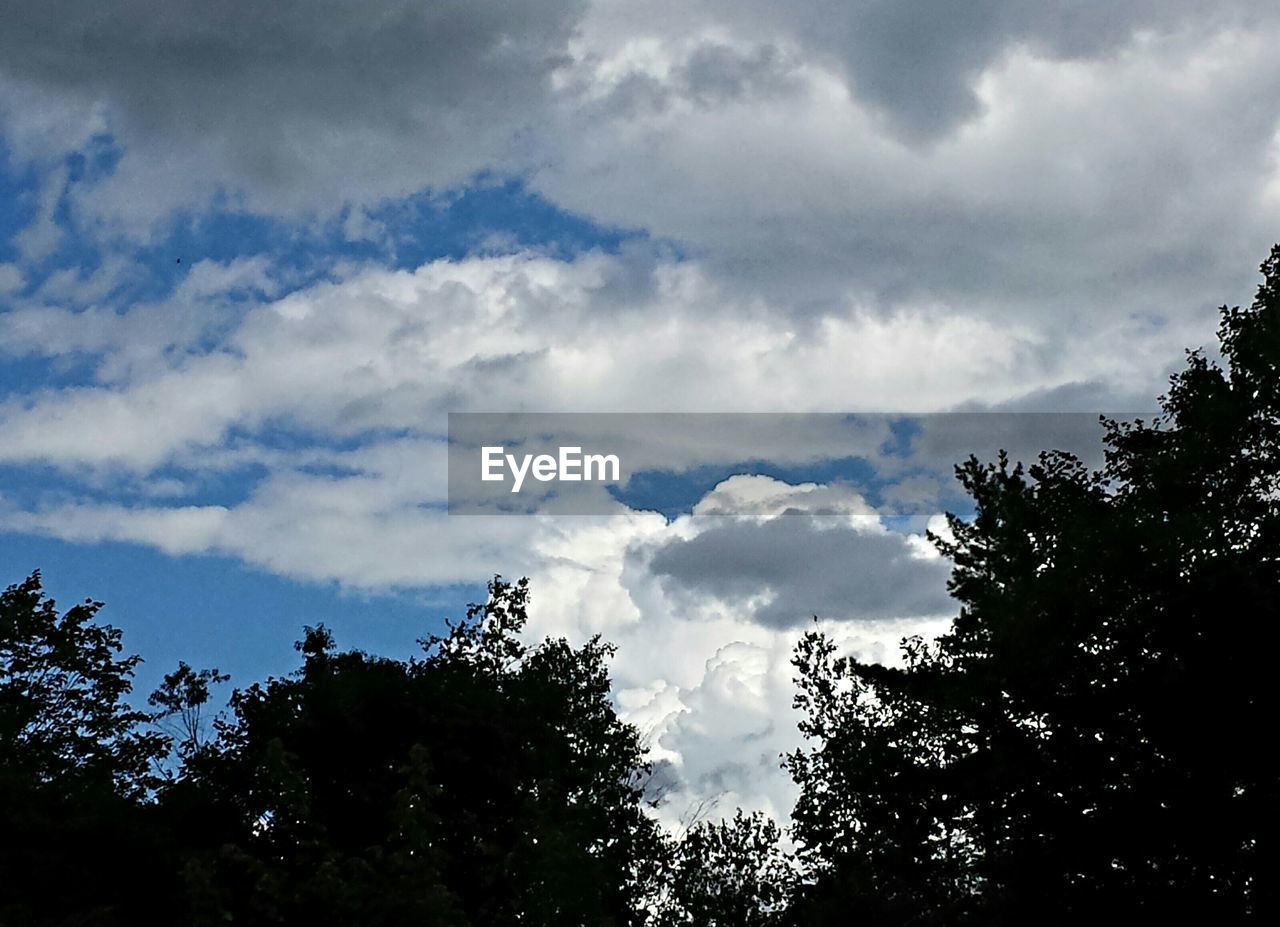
[447,412,1150,516]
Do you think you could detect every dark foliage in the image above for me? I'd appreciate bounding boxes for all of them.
[0,572,171,925]
[784,247,1280,924]
[165,576,666,926]
[0,576,665,926]
[654,810,795,927]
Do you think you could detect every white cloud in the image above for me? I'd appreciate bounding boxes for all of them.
[534,14,1280,322]
[0,249,1162,473]
[13,163,67,262]
[0,467,952,825]
[0,264,22,294]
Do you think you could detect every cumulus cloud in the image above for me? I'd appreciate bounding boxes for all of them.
[0,264,22,294]
[689,0,1260,139]
[1,256,276,374]
[470,3,1267,339]
[0,464,952,823]
[538,479,953,823]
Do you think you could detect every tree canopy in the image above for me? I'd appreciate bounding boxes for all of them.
[167,576,667,926]
[0,572,169,925]
[784,247,1280,924]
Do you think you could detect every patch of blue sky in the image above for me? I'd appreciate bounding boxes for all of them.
[2,126,646,307]
[0,532,485,710]
[0,455,264,513]
[128,172,648,290]
[612,456,883,520]
[2,133,652,409]
[0,140,39,263]
[879,415,924,459]
[613,446,976,523]
[0,139,113,291]
[360,172,648,266]
[0,352,102,393]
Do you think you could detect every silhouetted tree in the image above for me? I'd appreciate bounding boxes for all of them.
[149,661,229,764]
[784,248,1280,923]
[0,571,171,925]
[166,576,667,926]
[655,810,795,927]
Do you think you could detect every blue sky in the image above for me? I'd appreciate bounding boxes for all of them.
[3,0,1279,823]
[4,533,484,699]
[0,148,644,695]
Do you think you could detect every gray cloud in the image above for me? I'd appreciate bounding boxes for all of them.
[699,0,1258,139]
[0,0,587,219]
[514,1,1280,370]
[3,0,1277,354]
[647,517,952,627]
[586,40,802,119]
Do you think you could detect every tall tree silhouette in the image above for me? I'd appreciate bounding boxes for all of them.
[167,576,666,926]
[0,572,171,925]
[785,249,1280,924]
[655,810,795,927]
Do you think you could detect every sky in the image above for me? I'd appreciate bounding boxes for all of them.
[2,0,1279,828]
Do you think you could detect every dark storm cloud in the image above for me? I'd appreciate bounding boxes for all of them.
[647,517,952,627]
[0,0,587,209]
[707,0,1257,138]
[673,42,802,109]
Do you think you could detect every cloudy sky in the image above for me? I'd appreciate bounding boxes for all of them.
[2,0,1278,826]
